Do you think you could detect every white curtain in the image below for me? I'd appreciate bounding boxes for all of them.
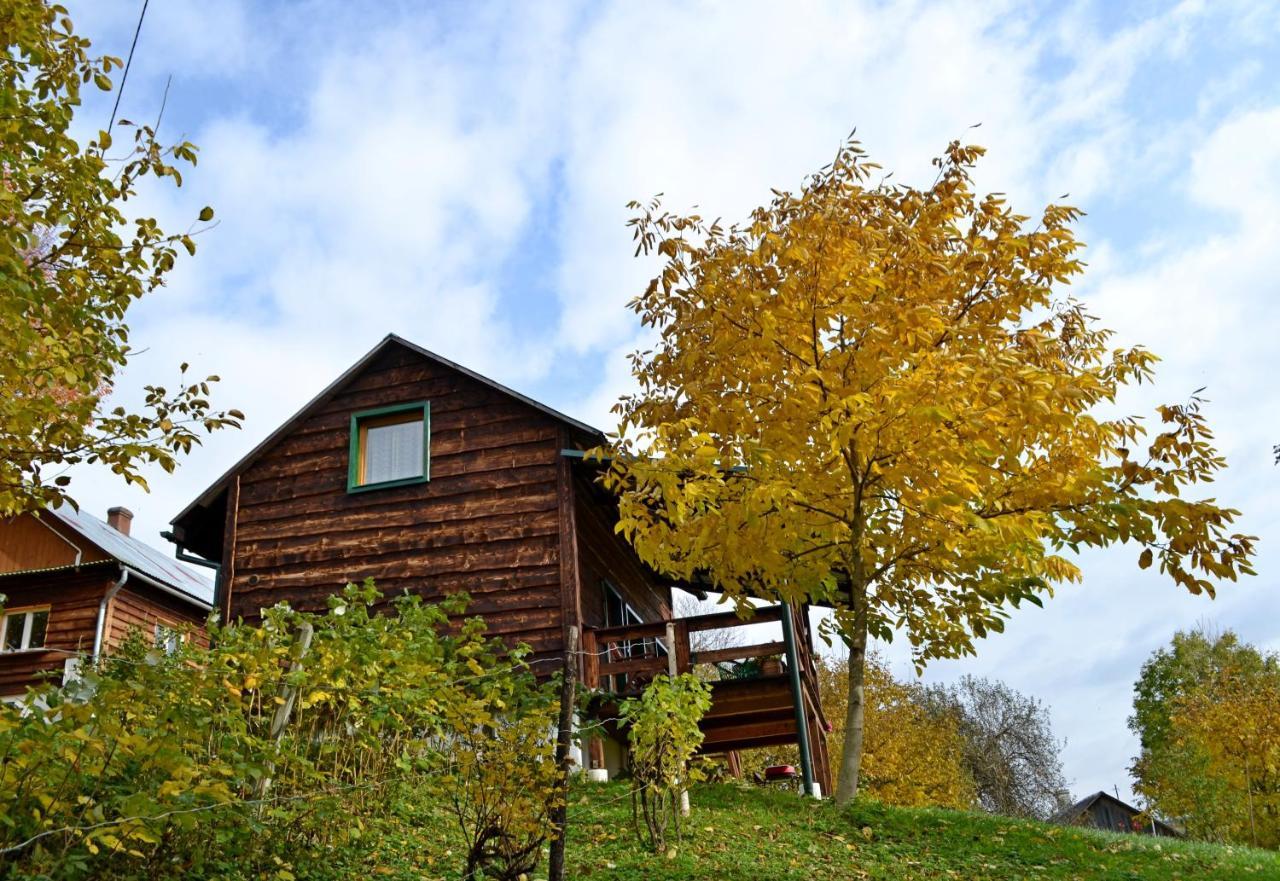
[365,419,424,483]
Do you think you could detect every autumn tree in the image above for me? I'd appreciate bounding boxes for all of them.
[1,1,241,516]
[921,676,1068,818]
[605,137,1256,803]
[736,654,973,808]
[1131,628,1280,846]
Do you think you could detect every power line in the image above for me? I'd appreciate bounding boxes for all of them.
[107,0,150,133]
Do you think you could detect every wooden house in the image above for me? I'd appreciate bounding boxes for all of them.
[166,335,831,793]
[1052,791,1181,837]
[0,506,213,700]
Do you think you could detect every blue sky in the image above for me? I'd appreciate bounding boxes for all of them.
[64,0,1279,804]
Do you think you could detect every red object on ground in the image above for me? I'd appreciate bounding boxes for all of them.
[765,765,797,781]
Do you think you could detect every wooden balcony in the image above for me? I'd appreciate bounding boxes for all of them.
[581,603,832,797]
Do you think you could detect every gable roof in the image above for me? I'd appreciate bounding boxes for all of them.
[1051,791,1180,836]
[37,507,214,606]
[171,334,605,529]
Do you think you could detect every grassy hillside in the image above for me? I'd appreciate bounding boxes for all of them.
[340,781,1279,880]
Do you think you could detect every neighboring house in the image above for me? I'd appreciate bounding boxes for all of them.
[167,334,832,794]
[0,506,213,700]
[1052,791,1182,838]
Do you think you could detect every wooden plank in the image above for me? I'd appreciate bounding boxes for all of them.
[588,621,668,642]
[700,718,798,748]
[691,641,786,667]
[684,605,783,632]
[598,655,668,677]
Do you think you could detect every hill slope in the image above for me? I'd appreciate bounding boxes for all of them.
[347,781,1279,880]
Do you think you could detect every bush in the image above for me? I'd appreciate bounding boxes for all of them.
[619,673,712,853]
[0,581,559,881]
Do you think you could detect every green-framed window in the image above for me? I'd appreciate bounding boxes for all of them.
[347,401,430,493]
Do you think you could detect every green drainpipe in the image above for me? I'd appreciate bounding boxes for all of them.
[780,603,816,797]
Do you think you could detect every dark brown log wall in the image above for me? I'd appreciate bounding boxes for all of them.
[0,568,109,696]
[225,345,570,657]
[575,471,672,629]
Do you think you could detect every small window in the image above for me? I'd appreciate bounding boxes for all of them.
[1,608,49,652]
[348,402,430,492]
[154,624,184,655]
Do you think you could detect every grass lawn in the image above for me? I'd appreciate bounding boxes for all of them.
[345,781,1280,880]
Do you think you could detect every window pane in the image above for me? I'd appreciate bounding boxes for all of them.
[2,615,21,651]
[604,584,625,627]
[28,611,48,649]
[364,417,423,484]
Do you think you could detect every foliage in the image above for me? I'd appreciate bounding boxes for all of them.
[312,780,1280,881]
[0,581,555,881]
[1129,627,1273,758]
[920,676,1069,819]
[604,135,1255,803]
[619,673,713,853]
[1131,628,1280,847]
[740,654,975,810]
[437,677,563,880]
[0,0,241,516]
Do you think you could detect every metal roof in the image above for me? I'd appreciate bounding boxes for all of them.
[171,333,605,528]
[47,506,214,606]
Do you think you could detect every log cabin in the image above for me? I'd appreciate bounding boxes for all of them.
[166,334,832,794]
[0,506,213,701]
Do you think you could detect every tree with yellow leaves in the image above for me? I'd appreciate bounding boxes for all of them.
[736,654,973,810]
[1132,630,1280,847]
[827,655,974,810]
[605,137,1256,804]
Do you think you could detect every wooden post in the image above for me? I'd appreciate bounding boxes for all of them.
[674,620,691,674]
[255,621,313,801]
[666,620,691,816]
[579,627,604,773]
[548,625,578,881]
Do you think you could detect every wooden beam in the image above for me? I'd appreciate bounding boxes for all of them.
[691,641,786,667]
[683,605,783,632]
[220,475,240,624]
[555,427,582,670]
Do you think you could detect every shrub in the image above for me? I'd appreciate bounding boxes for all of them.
[619,673,712,853]
[0,581,557,881]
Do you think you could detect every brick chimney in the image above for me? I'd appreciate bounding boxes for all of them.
[106,506,133,536]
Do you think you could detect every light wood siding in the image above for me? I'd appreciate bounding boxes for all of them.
[225,345,569,658]
[105,585,210,651]
[0,514,109,574]
[0,570,107,695]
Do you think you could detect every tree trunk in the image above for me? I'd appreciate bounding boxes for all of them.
[835,565,868,806]
[835,615,868,804]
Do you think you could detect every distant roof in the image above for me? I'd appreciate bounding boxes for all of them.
[171,333,604,527]
[1052,792,1112,825]
[47,506,213,607]
[1051,791,1181,836]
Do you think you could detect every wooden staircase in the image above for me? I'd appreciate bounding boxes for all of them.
[581,604,832,796]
